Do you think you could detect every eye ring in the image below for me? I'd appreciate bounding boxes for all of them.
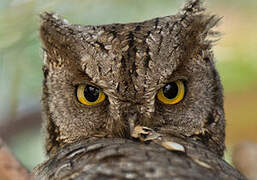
[77,84,106,106]
[157,80,185,105]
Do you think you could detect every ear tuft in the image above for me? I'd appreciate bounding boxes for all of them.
[40,12,70,28]
[39,12,80,66]
[179,0,222,50]
[39,12,70,47]
[182,0,204,14]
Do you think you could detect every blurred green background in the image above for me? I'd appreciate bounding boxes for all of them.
[0,0,256,170]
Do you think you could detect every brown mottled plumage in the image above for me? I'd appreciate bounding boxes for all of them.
[34,138,244,180]
[34,0,245,179]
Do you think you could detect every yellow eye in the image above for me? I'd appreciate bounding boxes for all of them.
[157,80,185,105]
[76,84,106,106]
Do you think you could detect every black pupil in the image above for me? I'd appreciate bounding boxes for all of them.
[84,85,99,102]
[163,82,178,99]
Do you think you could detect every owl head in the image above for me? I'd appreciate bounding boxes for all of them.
[40,0,225,157]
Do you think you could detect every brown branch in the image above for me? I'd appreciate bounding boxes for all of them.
[0,137,35,180]
[232,141,257,180]
[0,108,41,141]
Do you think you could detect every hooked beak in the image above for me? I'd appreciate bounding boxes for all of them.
[128,113,137,137]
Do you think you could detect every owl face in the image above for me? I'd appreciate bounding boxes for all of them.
[41,1,225,157]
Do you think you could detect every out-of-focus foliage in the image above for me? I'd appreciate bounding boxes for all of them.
[0,0,257,170]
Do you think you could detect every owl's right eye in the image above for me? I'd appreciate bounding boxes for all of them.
[76,84,106,106]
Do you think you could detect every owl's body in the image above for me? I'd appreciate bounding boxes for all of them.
[35,0,244,179]
[34,138,244,180]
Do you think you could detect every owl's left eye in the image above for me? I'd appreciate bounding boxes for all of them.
[76,84,106,106]
[157,80,185,105]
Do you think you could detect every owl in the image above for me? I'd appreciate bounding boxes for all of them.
[34,0,245,179]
